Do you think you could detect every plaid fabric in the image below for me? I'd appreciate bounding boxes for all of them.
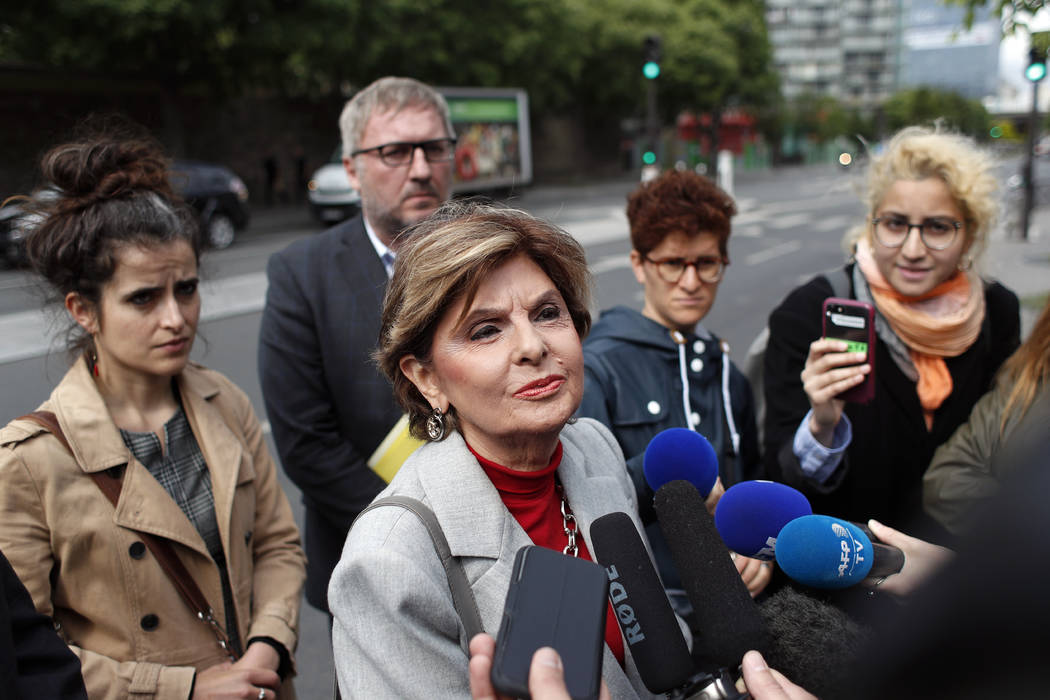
[120,403,242,655]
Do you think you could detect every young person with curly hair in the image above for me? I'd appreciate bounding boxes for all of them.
[578,170,768,627]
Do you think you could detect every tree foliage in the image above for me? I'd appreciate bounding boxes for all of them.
[883,87,991,138]
[945,0,1046,34]
[0,0,778,124]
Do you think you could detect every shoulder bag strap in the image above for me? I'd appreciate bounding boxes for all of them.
[18,410,238,660]
[356,496,484,643]
[829,266,851,299]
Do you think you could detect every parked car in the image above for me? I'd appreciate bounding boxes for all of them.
[307,147,361,224]
[0,197,30,268]
[170,160,250,249]
[0,160,249,268]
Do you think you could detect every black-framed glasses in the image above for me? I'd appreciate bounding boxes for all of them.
[350,138,457,167]
[871,215,962,251]
[643,254,728,284]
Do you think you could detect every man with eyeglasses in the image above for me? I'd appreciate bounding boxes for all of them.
[258,77,455,621]
[578,170,767,641]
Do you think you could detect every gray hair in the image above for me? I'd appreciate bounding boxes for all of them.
[339,77,454,158]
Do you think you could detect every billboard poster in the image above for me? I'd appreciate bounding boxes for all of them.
[442,88,532,191]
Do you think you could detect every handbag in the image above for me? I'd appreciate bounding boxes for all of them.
[18,410,240,660]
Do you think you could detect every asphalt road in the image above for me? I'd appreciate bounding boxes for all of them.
[0,163,882,697]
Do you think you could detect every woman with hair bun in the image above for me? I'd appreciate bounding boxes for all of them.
[0,131,305,699]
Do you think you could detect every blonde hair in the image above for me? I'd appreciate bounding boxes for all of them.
[375,201,592,440]
[843,126,998,262]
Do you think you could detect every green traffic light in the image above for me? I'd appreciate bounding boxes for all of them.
[990,125,1003,138]
[1027,61,1047,82]
[643,61,660,79]
[642,151,657,165]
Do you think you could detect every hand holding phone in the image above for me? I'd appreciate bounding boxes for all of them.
[820,297,876,404]
[491,546,609,700]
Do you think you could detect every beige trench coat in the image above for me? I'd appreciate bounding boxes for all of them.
[0,359,305,699]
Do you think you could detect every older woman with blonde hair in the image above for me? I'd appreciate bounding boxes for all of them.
[329,202,661,698]
[762,125,1020,543]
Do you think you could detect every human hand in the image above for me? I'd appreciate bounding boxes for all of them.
[734,553,773,598]
[233,642,281,673]
[800,338,869,445]
[740,650,817,700]
[192,660,279,699]
[866,519,954,596]
[704,477,725,517]
[469,633,611,700]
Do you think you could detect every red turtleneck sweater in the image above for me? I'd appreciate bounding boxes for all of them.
[469,441,625,666]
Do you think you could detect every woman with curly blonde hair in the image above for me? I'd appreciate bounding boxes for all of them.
[763,125,1020,545]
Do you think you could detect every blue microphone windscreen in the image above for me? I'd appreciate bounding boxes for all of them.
[643,428,718,496]
[775,515,874,589]
[714,481,812,560]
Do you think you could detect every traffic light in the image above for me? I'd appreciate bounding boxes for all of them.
[643,35,662,80]
[1026,47,1046,82]
[990,125,1003,139]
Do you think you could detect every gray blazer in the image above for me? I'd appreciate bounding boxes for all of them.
[330,418,661,699]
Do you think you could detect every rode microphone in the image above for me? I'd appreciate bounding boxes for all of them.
[653,479,771,669]
[775,515,905,589]
[589,512,695,693]
[713,480,812,560]
[644,428,719,497]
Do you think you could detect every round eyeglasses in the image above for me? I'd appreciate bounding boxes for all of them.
[643,254,728,284]
[350,138,457,167]
[871,216,962,251]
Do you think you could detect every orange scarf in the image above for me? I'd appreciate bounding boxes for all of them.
[855,239,985,429]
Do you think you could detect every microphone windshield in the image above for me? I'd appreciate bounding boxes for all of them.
[653,480,770,668]
[643,428,719,497]
[590,512,695,693]
[714,481,812,560]
[775,515,874,589]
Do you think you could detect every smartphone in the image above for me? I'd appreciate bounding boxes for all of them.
[822,297,876,404]
[491,545,609,700]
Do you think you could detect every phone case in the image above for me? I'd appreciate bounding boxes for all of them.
[822,297,876,404]
[491,546,609,700]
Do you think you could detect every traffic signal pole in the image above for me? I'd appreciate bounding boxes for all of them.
[1022,78,1038,241]
[1022,43,1047,241]
[640,35,662,177]
[646,78,658,165]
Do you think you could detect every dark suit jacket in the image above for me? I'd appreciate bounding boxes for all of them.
[0,548,87,699]
[258,215,401,611]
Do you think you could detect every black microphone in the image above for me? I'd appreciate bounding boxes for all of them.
[589,512,695,693]
[653,479,771,670]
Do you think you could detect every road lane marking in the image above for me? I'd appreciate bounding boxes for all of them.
[590,254,631,274]
[0,272,270,365]
[767,213,811,230]
[815,215,851,232]
[745,240,802,266]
